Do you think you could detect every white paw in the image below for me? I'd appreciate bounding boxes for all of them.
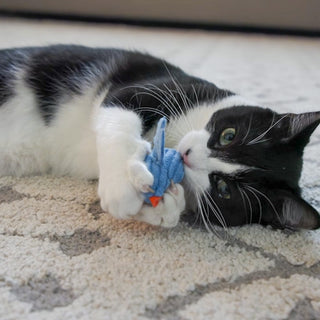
[135,184,186,228]
[98,137,152,220]
[99,177,144,220]
[95,108,152,220]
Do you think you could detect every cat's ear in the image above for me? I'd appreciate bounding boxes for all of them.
[265,190,320,230]
[282,111,320,148]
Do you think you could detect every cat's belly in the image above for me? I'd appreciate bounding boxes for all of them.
[0,83,50,176]
[46,123,99,179]
[0,83,100,178]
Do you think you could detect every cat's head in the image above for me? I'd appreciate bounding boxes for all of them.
[177,103,320,231]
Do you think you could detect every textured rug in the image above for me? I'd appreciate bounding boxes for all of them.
[0,18,320,320]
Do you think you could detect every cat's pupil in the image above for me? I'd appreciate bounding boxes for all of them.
[216,178,231,199]
[220,128,236,146]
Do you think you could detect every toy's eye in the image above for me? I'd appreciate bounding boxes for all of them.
[216,178,231,199]
[220,128,236,146]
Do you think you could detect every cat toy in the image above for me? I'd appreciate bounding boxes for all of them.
[143,117,185,207]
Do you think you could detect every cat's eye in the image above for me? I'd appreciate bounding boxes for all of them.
[216,178,231,199]
[219,128,236,146]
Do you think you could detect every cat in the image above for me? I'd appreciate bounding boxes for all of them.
[0,44,319,231]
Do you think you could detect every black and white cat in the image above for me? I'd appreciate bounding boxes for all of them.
[1,45,319,231]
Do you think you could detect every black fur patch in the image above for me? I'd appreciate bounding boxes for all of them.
[104,50,233,131]
[25,45,117,124]
[197,107,320,230]
[0,45,233,126]
[206,106,303,189]
[0,48,28,105]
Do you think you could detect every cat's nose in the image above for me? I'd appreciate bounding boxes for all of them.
[182,149,191,167]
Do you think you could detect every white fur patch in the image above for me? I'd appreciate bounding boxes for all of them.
[0,74,49,176]
[177,129,245,192]
[0,78,109,179]
[46,87,100,178]
[165,95,256,147]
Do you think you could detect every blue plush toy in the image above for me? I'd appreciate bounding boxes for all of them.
[144,117,185,207]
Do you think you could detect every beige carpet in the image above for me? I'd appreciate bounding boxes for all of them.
[0,17,320,320]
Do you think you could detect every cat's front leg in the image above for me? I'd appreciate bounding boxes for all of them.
[95,107,154,220]
[135,183,186,228]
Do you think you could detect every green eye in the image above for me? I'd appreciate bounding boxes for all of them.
[216,178,231,199]
[220,128,236,146]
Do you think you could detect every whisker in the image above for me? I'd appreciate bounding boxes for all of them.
[134,106,169,118]
[240,114,253,146]
[130,84,192,138]
[203,189,227,230]
[247,114,288,145]
[131,91,187,138]
[191,84,200,107]
[131,87,179,118]
[244,186,262,224]
[162,83,194,131]
[237,184,249,224]
[242,188,253,225]
[247,138,272,145]
[195,190,212,233]
[245,185,281,223]
[108,82,197,143]
[198,192,225,238]
[146,84,182,117]
[162,63,195,125]
[202,191,229,240]
[189,178,228,238]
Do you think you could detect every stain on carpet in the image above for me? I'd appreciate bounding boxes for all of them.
[0,186,26,204]
[50,228,110,257]
[286,298,320,320]
[87,200,104,220]
[10,274,75,312]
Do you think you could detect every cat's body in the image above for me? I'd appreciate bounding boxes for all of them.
[1,45,319,230]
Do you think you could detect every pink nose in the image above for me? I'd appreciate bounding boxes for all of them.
[183,153,188,163]
[182,149,191,167]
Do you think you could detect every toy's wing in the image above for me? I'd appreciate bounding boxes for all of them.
[152,117,166,162]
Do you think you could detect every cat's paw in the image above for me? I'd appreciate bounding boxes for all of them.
[98,137,153,220]
[99,177,144,220]
[135,183,186,228]
[95,108,154,220]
